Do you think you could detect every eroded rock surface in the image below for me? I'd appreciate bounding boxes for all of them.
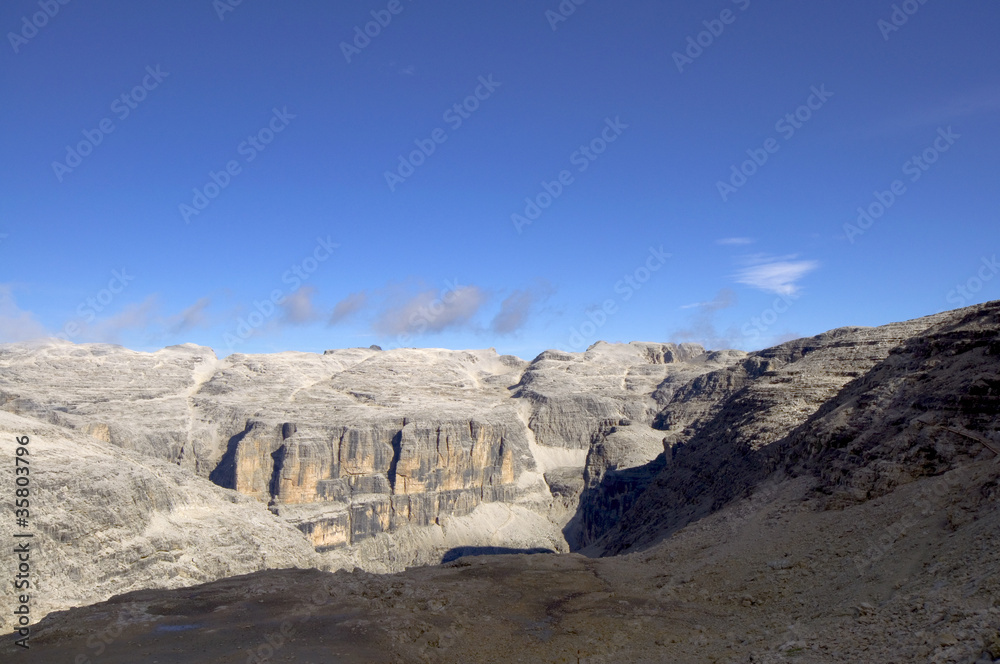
[0,340,733,599]
[596,308,963,554]
[5,300,999,656]
[0,411,318,632]
[12,451,999,663]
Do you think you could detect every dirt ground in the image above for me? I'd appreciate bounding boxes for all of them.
[7,457,999,664]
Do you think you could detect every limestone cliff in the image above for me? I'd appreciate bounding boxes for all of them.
[0,340,732,570]
[0,410,318,633]
[597,304,997,555]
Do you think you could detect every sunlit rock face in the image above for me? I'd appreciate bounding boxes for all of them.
[0,340,735,565]
[4,301,999,644]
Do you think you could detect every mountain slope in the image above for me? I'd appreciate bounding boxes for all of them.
[0,410,318,633]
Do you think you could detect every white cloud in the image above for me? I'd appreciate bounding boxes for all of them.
[886,87,1000,133]
[58,294,217,344]
[681,290,737,311]
[82,295,161,344]
[717,237,755,246]
[735,259,818,296]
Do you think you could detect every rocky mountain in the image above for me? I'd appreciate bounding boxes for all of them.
[0,410,318,629]
[2,302,999,662]
[595,310,956,554]
[0,339,737,625]
[598,302,1000,558]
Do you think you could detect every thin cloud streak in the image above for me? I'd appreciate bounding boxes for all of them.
[735,259,818,296]
[168,297,212,335]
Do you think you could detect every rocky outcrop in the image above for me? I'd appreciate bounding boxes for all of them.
[573,420,668,548]
[512,343,745,547]
[0,410,318,633]
[0,340,735,574]
[596,309,959,554]
[18,453,1000,663]
[512,342,736,449]
[267,415,526,551]
[787,300,1000,505]
[5,302,1000,660]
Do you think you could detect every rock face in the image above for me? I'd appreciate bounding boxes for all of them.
[791,300,1000,505]
[508,343,746,548]
[597,303,999,556]
[574,420,669,548]
[0,410,318,632]
[15,431,1000,663]
[4,300,999,646]
[0,340,734,579]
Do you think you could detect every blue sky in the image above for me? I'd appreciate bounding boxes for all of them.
[2,0,998,359]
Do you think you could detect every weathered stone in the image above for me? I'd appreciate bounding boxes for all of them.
[0,340,730,580]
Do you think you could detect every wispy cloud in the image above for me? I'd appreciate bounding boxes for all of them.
[388,60,416,76]
[0,285,49,342]
[57,294,218,344]
[735,256,818,296]
[328,291,368,326]
[717,237,755,246]
[490,281,554,335]
[168,297,212,335]
[680,289,737,311]
[673,289,740,349]
[84,295,161,344]
[374,284,486,337]
[280,286,320,325]
[875,87,1000,134]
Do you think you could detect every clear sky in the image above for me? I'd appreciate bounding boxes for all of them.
[2,0,998,359]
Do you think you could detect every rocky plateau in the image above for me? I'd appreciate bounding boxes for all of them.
[1,301,998,662]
